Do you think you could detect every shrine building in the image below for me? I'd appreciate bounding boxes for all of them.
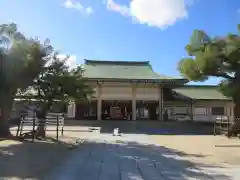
[66,59,234,122]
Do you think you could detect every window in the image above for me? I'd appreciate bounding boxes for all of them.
[194,107,207,115]
[174,106,188,115]
[211,107,225,115]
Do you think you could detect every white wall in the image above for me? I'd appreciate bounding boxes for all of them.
[101,86,132,100]
[135,87,159,100]
[90,82,161,101]
[164,101,190,120]
[164,100,234,122]
[193,100,234,123]
[67,103,76,118]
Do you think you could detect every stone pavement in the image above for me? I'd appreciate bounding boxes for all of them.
[45,134,237,180]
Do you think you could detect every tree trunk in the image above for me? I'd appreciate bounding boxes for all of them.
[0,92,14,138]
[227,71,240,137]
[35,103,51,138]
[228,100,240,137]
[35,108,46,138]
[37,122,46,138]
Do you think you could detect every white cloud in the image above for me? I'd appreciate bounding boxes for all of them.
[105,0,193,29]
[86,7,94,14]
[45,54,78,71]
[58,54,78,71]
[64,0,93,15]
[105,0,131,16]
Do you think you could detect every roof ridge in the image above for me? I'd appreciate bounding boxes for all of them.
[84,59,150,65]
[183,85,218,88]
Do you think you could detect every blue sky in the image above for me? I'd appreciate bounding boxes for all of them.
[0,0,240,85]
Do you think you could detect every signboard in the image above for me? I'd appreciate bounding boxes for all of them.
[110,106,123,120]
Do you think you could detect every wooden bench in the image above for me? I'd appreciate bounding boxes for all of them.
[16,113,65,141]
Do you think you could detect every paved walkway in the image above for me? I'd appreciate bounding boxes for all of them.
[44,134,237,180]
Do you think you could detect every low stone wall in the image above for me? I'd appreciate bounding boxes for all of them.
[64,120,214,135]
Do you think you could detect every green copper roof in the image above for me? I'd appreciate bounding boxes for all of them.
[83,60,186,82]
[173,85,231,100]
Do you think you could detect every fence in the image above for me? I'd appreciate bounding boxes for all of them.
[16,113,65,141]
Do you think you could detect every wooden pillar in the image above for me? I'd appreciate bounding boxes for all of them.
[67,102,76,119]
[189,100,194,121]
[97,99,102,120]
[227,102,234,122]
[207,106,212,121]
[132,85,136,120]
[97,83,102,120]
[158,86,163,120]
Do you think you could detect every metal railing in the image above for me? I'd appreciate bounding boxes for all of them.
[214,116,240,137]
[16,113,64,141]
[214,116,230,136]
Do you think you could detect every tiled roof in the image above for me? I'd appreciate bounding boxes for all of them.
[173,85,231,100]
[83,59,185,81]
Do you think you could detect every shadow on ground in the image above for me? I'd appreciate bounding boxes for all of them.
[65,120,214,135]
[47,139,232,180]
[0,137,76,180]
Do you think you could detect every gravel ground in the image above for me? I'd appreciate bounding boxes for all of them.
[0,137,79,180]
[4,123,240,179]
[150,135,240,168]
[45,134,240,180]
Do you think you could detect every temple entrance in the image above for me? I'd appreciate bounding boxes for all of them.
[75,100,97,120]
[136,101,158,120]
[102,100,132,120]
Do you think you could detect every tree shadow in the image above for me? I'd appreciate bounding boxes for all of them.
[46,139,233,180]
[0,137,78,180]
